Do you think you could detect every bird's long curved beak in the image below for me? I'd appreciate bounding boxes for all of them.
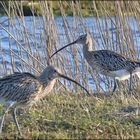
[49,40,77,59]
[58,73,91,96]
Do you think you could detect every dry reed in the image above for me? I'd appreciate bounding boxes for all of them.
[0,1,139,94]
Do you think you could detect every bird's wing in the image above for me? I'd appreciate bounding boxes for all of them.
[0,73,42,103]
[92,50,131,71]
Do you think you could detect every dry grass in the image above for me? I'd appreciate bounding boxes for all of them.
[0,91,140,139]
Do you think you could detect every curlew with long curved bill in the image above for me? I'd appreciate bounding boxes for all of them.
[0,65,90,136]
[50,33,140,93]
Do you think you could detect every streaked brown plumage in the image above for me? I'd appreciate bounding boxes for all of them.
[50,33,140,92]
[0,65,90,136]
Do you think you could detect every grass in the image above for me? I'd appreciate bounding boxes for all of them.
[0,1,140,139]
[0,1,137,16]
[1,91,140,139]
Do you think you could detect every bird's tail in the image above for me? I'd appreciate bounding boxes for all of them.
[134,61,140,68]
[133,61,140,78]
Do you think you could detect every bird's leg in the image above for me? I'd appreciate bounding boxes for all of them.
[12,108,22,136]
[0,102,14,134]
[112,78,117,93]
[129,72,133,92]
[0,108,9,134]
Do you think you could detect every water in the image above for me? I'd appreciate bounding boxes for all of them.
[0,16,140,91]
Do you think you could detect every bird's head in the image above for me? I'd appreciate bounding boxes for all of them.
[49,33,92,59]
[75,33,92,45]
[39,65,91,96]
[40,65,61,80]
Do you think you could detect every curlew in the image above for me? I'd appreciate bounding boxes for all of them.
[50,33,140,93]
[0,65,90,136]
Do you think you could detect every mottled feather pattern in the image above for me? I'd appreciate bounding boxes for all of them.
[129,61,140,69]
[88,50,140,73]
[0,66,63,136]
[0,73,43,105]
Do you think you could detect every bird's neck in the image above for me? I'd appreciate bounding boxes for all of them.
[38,74,54,87]
[83,41,93,57]
[37,76,56,100]
[38,77,47,87]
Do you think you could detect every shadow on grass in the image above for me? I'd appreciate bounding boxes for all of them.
[120,106,140,113]
[120,105,140,126]
[36,120,78,132]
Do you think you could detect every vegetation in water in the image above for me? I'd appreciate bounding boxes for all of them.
[0,1,138,16]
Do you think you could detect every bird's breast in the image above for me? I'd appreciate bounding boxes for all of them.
[109,69,140,80]
[35,79,56,101]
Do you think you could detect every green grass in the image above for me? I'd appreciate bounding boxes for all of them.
[0,1,136,17]
[1,91,140,139]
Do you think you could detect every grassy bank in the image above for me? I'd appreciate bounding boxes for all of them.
[1,91,140,139]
